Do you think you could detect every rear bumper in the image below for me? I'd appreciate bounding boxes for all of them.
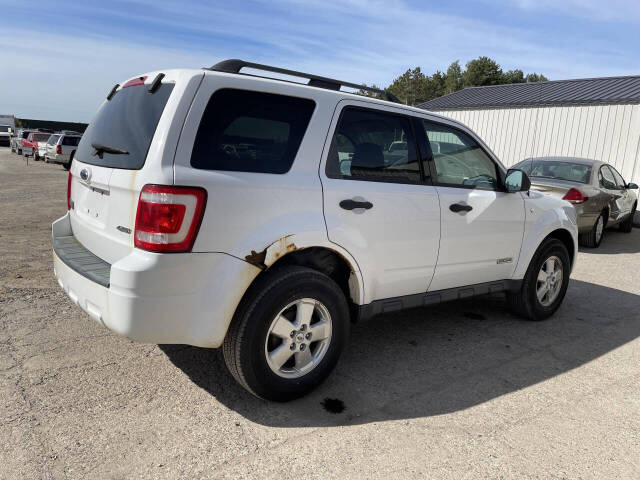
[52,213,261,348]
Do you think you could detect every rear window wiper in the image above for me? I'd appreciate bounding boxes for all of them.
[92,142,129,159]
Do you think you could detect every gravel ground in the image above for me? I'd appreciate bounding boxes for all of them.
[1,146,639,479]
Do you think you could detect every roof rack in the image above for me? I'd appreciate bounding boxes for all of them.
[207,59,400,103]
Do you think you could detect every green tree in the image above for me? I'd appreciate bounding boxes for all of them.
[502,69,525,84]
[387,67,429,105]
[445,60,463,93]
[525,73,548,83]
[463,56,503,87]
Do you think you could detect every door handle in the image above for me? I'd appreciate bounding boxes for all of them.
[340,199,373,210]
[449,203,473,213]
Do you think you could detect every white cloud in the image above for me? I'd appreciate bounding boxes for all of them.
[1,1,638,121]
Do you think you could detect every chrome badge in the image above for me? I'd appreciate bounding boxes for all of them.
[80,168,91,182]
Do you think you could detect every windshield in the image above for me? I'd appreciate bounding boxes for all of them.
[517,160,592,184]
[0,126,9,133]
[33,133,51,142]
[76,83,174,169]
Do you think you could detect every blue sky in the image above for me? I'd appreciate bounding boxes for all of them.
[1,0,639,122]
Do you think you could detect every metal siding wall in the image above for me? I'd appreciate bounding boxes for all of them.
[432,104,640,184]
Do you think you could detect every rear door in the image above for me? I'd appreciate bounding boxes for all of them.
[321,101,440,303]
[420,119,525,291]
[69,71,203,264]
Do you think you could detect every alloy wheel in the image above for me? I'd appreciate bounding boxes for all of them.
[264,298,332,379]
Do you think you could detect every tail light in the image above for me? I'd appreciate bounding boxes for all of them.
[56,145,62,155]
[562,188,588,204]
[67,171,72,210]
[134,185,207,253]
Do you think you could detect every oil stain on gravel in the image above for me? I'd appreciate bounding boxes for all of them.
[321,398,346,414]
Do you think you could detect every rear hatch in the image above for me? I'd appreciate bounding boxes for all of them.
[68,70,202,264]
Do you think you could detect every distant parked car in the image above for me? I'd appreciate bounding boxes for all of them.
[0,124,12,146]
[44,133,81,169]
[22,132,52,159]
[13,129,32,155]
[513,157,638,247]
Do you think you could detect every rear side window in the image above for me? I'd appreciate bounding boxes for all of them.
[62,136,81,146]
[191,89,316,174]
[76,83,174,170]
[326,107,421,183]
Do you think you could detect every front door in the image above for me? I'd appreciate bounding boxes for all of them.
[419,119,526,291]
[321,101,441,304]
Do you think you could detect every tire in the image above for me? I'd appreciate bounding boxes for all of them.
[619,203,636,233]
[223,266,350,402]
[508,238,571,321]
[579,212,605,248]
[17,148,22,155]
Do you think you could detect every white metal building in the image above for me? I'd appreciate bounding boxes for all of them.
[418,76,640,187]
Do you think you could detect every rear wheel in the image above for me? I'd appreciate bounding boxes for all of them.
[619,203,636,233]
[508,238,571,321]
[579,212,605,248]
[223,266,350,401]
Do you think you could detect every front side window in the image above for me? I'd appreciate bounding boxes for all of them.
[599,165,618,190]
[191,89,316,174]
[326,107,420,183]
[423,121,498,190]
[609,166,627,188]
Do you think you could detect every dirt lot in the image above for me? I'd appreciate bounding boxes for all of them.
[1,145,639,479]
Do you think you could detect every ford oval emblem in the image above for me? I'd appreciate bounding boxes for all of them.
[80,168,91,182]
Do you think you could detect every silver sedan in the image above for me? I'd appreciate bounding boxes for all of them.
[513,157,638,248]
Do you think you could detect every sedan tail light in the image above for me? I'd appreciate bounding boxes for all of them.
[134,185,207,253]
[562,188,588,204]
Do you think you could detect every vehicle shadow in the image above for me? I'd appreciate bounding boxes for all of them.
[160,278,640,427]
[579,227,640,255]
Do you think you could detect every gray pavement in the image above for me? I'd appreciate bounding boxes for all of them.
[1,146,639,479]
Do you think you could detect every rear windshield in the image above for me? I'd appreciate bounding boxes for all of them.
[48,135,60,145]
[76,83,174,169]
[33,133,51,142]
[62,136,81,146]
[517,160,592,184]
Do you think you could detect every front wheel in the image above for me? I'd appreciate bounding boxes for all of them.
[508,238,571,321]
[619,203,636,233]
[223,266,350,401]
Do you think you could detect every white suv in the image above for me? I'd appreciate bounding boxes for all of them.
[52,60,578,401]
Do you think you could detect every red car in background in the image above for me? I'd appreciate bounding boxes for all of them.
[22,132,52,160]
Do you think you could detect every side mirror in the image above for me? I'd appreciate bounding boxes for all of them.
[627,183,638,190]
[505,169,531,193]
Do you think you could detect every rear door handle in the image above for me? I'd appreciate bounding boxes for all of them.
[449,203,473,213]
[340,199,373,210]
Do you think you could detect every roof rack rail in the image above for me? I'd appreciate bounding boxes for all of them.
[207,59,400,103]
